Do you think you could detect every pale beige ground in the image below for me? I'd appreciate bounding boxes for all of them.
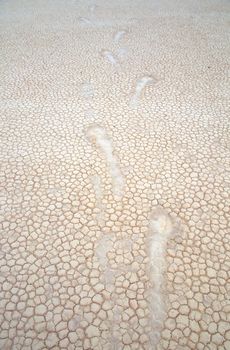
[0,0,230,349]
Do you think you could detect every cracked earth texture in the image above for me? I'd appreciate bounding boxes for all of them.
[0,0,230,349]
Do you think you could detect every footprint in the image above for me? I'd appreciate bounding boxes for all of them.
[78,17,92,25]
[86,125,124,200]
[130,75,154,108]
[113,30,126,43]
[101,50,118,66]
[148,207,175,347]
[149,207,174,238]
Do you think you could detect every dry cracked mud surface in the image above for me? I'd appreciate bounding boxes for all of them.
[0,0,230,349]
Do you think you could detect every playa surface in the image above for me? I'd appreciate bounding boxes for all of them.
[0,0,229,349]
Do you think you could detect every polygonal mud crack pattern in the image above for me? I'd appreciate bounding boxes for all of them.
[0,0,230,349]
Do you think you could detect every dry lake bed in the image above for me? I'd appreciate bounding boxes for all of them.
[0,0,230,349]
